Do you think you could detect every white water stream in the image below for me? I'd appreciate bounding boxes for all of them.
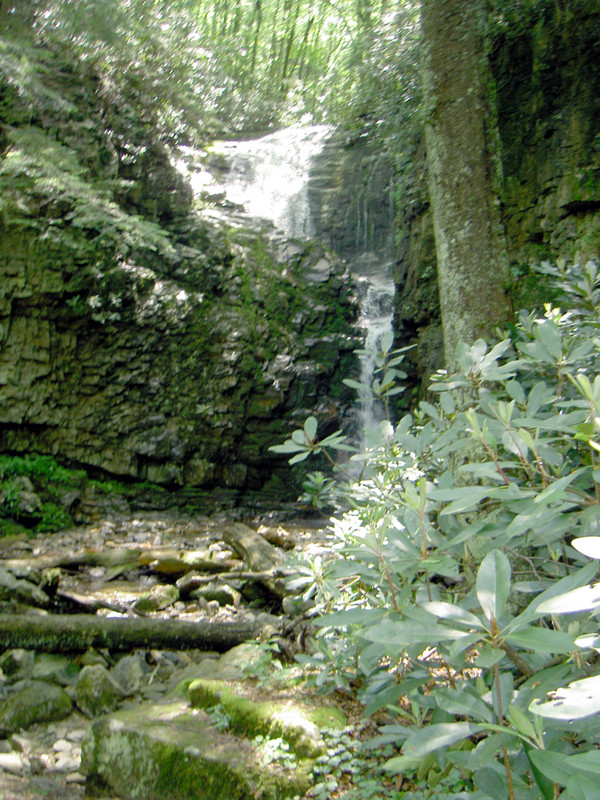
[189,125,332,238]
[186,126,396,437]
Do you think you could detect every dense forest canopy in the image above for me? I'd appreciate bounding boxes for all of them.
[1,0,420,139]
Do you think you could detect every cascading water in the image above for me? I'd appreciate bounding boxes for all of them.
[354,269,396,441]
[186,126,395,441]
[190,125,332,238]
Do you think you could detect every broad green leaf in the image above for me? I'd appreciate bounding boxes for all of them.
[343,378,369,392]
[476,549,511,621]
[361,620,469,647]
[491,669,513,720]
[380,329,394,354]
[505,379,526,405]
[507,704,539,741]
[268,440,305,454]
[528,749,575,788]
[505,626,576,654]
[525,747,557,800]
[473,766,509,800]
[384,754,423,774]
[535,319,563,360]
[529,675,600,720]
[534,469,586,505]
[432,486,494,515]
[435,687,495,723]
[571,536,600,560]
[564,774,599,800]
[291,429,308,445]
[474,645,505,668]
[536,582,600,615]
[420,600,485,629]
[303,416,318,441]
[402,722,481,758]
[288,450,311,464]
[512,562,598,626]
[567,750,600,775]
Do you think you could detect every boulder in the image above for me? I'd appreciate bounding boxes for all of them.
[71,664,125,718]
[0,681,72,736]
[81,701,312,800]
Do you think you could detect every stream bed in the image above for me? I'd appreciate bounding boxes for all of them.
[0,509,352,800]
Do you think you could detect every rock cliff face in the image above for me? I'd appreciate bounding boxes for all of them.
[308,129,395,264]
[394,3,600,395]
[0,197,357,498]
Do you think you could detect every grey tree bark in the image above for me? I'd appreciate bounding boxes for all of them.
[420,0,512,368]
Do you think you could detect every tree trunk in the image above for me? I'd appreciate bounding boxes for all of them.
[420,0,512,368]
[0,613,275,653]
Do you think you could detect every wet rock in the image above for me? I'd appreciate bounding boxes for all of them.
[0,751,24,774]
[0,649,35,683]
[218,643,268,677]
[0,477,42,522]
[111,653,145,696]
[32,653,80,686]
[71,664,125,718]
[189,581,240,607]
[0,681,72,736]
[188,679,345,758]
[81,700,312,800]
[134,584,179,612]
[0,568,50,607]
[8,733,31,753]
[80,648,109,668]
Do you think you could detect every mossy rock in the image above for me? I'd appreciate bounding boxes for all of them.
[81,700,311,800]
[188,678,346,758]
[0,680,72,736]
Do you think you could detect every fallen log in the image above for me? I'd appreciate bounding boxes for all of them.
[138,548,240,576]
[220,523,289,598]
[0,613,277,653]
[221,523,284,572]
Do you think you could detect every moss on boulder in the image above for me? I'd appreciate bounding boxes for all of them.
[81,700,312,800]
[188,678,346,758]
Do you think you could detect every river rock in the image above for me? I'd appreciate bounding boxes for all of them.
[0,568,50,608]
[134,584,180,612]
[81,700,312,800]
[0,751,24,774]
[71,664,125,717]
[0,649,35,682]
[32,653,80,686]
[111,653,146,696]
[0,680,72,736]
[188,678,345,758]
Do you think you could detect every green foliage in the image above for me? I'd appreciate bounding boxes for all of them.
[0,456,84,533]
[275,260,600,799]
[0,126,174,258]
[0,455,85,489]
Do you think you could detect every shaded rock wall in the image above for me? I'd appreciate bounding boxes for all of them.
[0,223,357,494]
[393,2,600,397]
[0,200,358,499]
[308,129,396,264]
[0,33,361,501]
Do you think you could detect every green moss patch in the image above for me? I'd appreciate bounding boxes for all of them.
[188,678,346,758]
[81,700,311,800]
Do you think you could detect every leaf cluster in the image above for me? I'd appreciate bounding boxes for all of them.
[276,260,600,799]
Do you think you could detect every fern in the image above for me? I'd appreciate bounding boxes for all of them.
[0,126,174,256]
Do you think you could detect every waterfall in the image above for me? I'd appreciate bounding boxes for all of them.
[185,126,396,442]
[353,259,396,446]
[190,125,332,238]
